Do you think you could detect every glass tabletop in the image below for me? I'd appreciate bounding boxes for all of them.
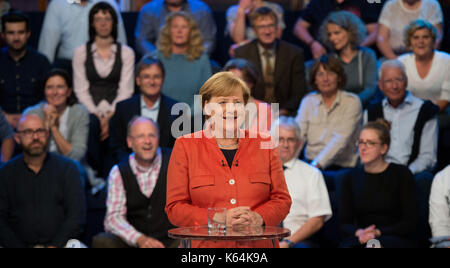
[168,225,291,241]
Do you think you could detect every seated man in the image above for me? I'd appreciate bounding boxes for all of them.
[93,117,175,248]
[272,116,332,248]
[0,108,14,163]
[234,7,306,116]
[365,59,439,178]
[135,0,216,56]
[429,165,450,248]
[109,57,180,164]
[0,114,85,248]
[0,11,51,129]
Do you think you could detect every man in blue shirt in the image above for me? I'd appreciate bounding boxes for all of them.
[135,0,217,57]
[0,11,50,129]
[364,59,439,177]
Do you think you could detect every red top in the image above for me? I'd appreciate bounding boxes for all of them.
[165,128,292,248]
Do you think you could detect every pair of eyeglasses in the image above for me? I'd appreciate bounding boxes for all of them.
[17,128,47,138]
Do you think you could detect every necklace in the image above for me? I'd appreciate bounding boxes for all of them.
[217,141,239,148]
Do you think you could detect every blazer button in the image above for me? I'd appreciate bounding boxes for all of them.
[230,198,236,205]
[229,179,235,185]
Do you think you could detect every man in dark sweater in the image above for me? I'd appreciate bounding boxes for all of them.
[93,116,175,248]
[0,11,51,129]
[0,114,85,248]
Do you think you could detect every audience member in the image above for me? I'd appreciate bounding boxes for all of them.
[0,0,9,44]
[149,11,212,111]
[429,165,450,246]
[109,57,180,164]
[272,116,332,248]
[319,11,377,107]
[0,114,85,248]
[295,56,362,171]
[293,0,386,60]
[223,58,273,133]
[365,59,438,177]
[73,2,134,130]
[38,0,127,71]
[24,69,89,163]
[398,19,450,128]
[165,72,292,248]
[226,0,285,45]
[377,0,443,59]
[234,7,306,116]
[93,117,175,248]
[0,108,14,163]
[339,119,418,248]
[0,11,50,129]
[135,0,216,56]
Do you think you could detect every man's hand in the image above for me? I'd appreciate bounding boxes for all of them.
[311,41,326,60]
[136,235,165,248]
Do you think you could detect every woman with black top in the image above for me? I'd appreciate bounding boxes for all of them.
[339,119,418,248]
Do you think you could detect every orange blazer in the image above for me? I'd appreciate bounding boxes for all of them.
[166,129,292,248]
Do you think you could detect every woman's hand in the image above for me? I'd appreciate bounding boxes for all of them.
[226,206,264,227]
[355,225,381,245]
[44,104,59,129]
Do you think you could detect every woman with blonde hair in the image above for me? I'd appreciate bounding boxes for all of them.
[149,11,212,110]
[165,72,291,248]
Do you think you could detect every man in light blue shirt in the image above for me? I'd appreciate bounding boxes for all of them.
[135,0,216,56]
[364,59,439,176]
[38,0,127,65]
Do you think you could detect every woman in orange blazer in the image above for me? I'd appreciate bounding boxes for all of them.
[165,72,292,248]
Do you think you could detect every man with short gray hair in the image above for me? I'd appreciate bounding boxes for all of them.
[272,116,332,248]
[365,59,438,176]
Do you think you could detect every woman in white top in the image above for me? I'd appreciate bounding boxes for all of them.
[429,165,450,246]
[398,19,450,127]
[377,0,443,59]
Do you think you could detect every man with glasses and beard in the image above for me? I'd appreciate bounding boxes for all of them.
[0,114,85,248]
[0,11,50,129]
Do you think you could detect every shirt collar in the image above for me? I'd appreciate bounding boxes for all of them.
[67,0,92,5]
[283,157,297,170]
[382,91,413,108]
[91,43,117,55]
[164,0,189,12]
[141,95,161,111]
[129,148,162,174]
[257,41,277,57]
[317,90,343,108]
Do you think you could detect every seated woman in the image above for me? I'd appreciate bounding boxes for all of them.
[339,119,418,248]
[398,19,450,128]
[295,56,362,171]
[23,69,92,188]
[318,11,378,107]
[223,58,274,133]
[165,72,292,248]
[377,0,443,60]
[149,11,212,111]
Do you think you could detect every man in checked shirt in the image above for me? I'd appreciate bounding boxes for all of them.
[92,116,176,248]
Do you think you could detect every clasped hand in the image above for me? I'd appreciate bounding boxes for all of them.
[224,206,264,227]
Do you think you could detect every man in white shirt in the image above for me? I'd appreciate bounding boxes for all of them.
[272,116,332,248]
[429,165,450,247]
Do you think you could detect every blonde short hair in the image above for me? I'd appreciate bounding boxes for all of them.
[157,11,204,61]
[199,72,251,109]
[404,19,437,49]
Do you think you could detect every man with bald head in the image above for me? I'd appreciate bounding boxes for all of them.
[93,116,175,248]
[0,114,85,248]
[365,59,439,176]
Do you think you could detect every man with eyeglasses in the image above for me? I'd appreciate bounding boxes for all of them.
[234,6,306,116]
[272,116,332,248]
[93,117,175,248]
[365,59,438,179]
[0,114,85,248]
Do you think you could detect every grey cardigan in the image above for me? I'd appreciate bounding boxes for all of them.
[23,102,89,162]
